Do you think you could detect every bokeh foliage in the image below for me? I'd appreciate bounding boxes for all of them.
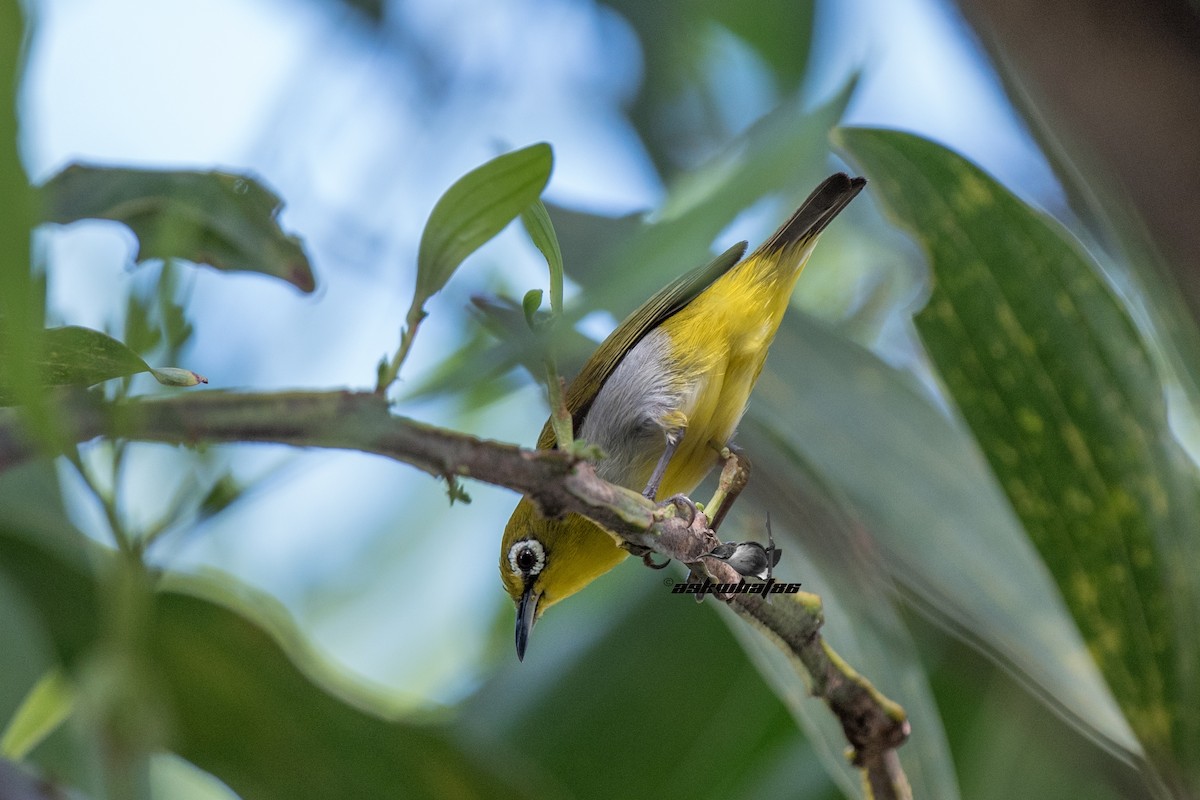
[3,0,1199,798]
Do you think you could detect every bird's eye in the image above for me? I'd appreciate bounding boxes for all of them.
[508,539,546,578]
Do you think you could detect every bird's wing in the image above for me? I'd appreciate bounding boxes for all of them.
[536,241,748,448]
[769,548,783,567]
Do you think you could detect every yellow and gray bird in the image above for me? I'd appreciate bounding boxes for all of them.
[500,172,866,659]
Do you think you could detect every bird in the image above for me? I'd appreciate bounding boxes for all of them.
[702,530,782,582]
[500,172,866,660]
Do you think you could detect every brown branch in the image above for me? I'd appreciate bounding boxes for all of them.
[0,388,910,792]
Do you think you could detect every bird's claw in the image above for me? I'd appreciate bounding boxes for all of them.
[662,493,698,526]
[623,542,671,569]
[642,552,671,569]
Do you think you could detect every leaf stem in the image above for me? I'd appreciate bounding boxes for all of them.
[376,301,428,394]
[544,355,573,449]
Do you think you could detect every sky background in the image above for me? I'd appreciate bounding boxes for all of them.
[20,0,1055,706]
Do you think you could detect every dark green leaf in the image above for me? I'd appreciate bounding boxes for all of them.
[458,569,832,799]
[839,126,1200,789]
[416,143,553,304]
[41,165,315,293]
[0,517,528,799]
[151,577,524,800]
[0,327,206,402]
[520,201,564,315]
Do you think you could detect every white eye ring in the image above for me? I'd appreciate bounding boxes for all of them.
[508,539,546,578]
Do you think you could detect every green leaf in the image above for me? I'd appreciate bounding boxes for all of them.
[715,483,962,800]
[416,143,553,304]
[41,165,315,293]
[0,326,206,401]
[839,127,1200,790]
[459,569,835,799]
[520,201,564,315]
[569,80,855,315]
[600,0,815,179]
[150,577,526,800]
[0,519,528,799]
[0,2,51,441]
[742,311,1141,763]
[0,671,74,761]
[521,289,543,330]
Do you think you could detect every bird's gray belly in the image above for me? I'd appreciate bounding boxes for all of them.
[577,329,683,488]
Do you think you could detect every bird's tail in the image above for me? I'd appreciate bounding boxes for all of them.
[748,172,867,266]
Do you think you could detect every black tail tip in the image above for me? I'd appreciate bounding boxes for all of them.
[828,172,868,193]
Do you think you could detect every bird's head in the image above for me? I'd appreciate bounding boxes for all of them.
[500,497,628,660]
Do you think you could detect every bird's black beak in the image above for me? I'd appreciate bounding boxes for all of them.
[515,584,539,661]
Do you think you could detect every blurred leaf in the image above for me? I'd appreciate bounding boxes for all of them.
[0,2,51,442]
[521,289,543,329]
[716,474,961,799]
[568,82,855,315]
[0,466,106,797]
[458,569,837,800]
[151,577,526,800]
[196,473,243,524]
[40,164,315,293]
[0,516,529,799]
[839,127,1200,790]
[741,311,1140,759]
[0,326,206,403]
[0,578,58,758]
[0,671,74,761]
[600,0,815,178]
[520,201,564,315]
[416,143,553,304]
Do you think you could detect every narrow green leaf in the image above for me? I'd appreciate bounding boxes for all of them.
[839,126,1200,790]
[415,143,553,304]
[520,201,564,315]
[41,165,315,293]
[0,671,74,761]
[0,326,206,400]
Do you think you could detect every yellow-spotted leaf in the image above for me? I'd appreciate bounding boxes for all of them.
[839,126,1200,793]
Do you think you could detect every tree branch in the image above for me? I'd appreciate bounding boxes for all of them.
[0,388,910,794]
